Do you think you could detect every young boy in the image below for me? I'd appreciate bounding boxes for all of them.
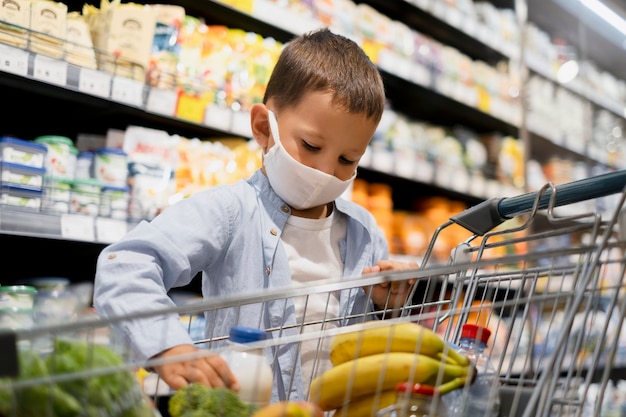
[93,27,418,401]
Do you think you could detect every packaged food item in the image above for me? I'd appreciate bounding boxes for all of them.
[83,0,157,81]
[99,185,130,219]
[34,135,78,179]
[0,185,43,210]
[94,147,128,187]
[0,0,30,48]
[75,151,94,180]
[70,178,101,216]
[42,175,72,213]
[65,12,98,69]
[0,137,47,168]
[0,162,46,190]
[29,0,68,59]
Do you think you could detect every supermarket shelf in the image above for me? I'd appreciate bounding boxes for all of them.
[356,0,512,64]
[381,70,520,136]
[0,206,136,245]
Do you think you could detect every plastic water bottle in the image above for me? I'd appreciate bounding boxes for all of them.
[220,326,273,408]
[377,382,448,417]
[445,324,500,417]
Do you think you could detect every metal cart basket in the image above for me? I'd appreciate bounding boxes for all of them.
[1,169,626,417]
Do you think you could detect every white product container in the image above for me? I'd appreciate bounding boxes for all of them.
[0,162,46,190]
[99,185,130,219]
[42,176,73,214]
[70,178,101,216]
[220,326,273,408]
[0,285,37,310]
[75,151,94,179]
[94,147,128,187]
[34,135,78,179]
[0,185,43,210]
[0,137,47,168]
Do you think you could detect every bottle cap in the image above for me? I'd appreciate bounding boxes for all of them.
[395,382,436,396]
[461,323,491,344]
[229,326,267,343]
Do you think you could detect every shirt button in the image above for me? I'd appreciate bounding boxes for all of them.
[265,266,271,275]
[270,228,278,236]
[281,205,290,213]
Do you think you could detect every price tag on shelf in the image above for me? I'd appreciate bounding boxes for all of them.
[0,44,29,76]
[33,55,67,86]
[230,110,252,138]
[61,213,95,241]
[78,68,111,98]
[111,76,144,107]
[204,104,233,131]
[95,217,128,243]
[146,87,177,116]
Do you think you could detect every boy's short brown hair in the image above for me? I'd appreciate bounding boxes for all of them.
[263,27,386,123]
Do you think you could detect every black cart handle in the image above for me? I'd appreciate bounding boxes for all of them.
[450,169,626,235]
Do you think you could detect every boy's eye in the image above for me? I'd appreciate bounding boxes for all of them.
[302,141,319,151]
[339,156,357,165]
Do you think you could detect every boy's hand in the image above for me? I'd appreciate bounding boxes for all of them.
[152,344,239,391]
[362,260,419,314]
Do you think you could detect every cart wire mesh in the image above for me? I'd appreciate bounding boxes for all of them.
[1,169,625,417]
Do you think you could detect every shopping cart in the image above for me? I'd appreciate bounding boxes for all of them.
[1,169,625,417]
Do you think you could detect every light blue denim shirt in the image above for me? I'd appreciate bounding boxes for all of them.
[94,170,389,400]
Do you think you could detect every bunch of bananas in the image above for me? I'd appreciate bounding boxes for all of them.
[308,320,474,416]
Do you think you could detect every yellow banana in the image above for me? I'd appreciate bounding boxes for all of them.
[329,321,469,368]
[334,390,398,417]
[309,352,469,411]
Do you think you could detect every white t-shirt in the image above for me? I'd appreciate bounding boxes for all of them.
[281,208,347,390]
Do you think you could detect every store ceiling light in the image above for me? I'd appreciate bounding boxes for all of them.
[579,0,626,36]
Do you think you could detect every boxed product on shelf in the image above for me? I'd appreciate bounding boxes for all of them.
[0,0,29,48]
[0,136,47,168]
[83,0,157,81]
[29,0,68,59]
[0,161,46,190]
[65,12,98,70]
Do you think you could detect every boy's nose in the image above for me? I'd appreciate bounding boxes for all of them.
[313,159,336,176]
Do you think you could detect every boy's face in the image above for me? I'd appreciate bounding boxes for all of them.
[252,91,378,182]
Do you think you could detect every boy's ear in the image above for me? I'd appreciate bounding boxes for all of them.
[250,103,271,150]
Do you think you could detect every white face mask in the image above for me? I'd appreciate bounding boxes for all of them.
[263,110,356,210]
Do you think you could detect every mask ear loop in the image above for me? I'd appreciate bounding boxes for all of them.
[267,110,282,147]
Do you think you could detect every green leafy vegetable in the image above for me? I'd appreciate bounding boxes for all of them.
[169,383,257,417]
[0,338,154,417]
